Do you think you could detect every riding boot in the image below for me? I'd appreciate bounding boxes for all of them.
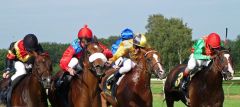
[181,75,189,92]
[107,71,122,86]
[107,71,121,98]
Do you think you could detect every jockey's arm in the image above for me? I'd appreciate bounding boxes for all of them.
[59,45,76,71]
[193,39,211,60]
[5,42,17,72]
[109,42,127,62]
[98,42,113,59]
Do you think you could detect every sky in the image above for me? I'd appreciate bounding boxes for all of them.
[0,0,239,49]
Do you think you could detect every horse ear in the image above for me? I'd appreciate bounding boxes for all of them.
[227,48,231,52]
[30,51,38,57]
[93,35,99,43]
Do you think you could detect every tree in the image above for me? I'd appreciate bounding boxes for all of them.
[0,49,7,71]
[98,36,119,48]
[228,35,240,76]
[146,14,192,72]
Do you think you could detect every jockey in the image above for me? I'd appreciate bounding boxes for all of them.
[2,34,44,88]
[110,28,134,70]
[178,32,222,90]
[106,33,147,86]
[57,25,112,85]
[111,28,134,54]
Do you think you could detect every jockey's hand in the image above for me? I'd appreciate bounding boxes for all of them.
[105,60,113,67]
[67,68,76,76]
[3,71,10,78]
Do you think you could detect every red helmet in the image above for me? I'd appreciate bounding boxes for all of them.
[207,33,221,48]
[78,25,93,39]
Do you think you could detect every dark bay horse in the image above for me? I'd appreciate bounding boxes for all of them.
[49,40,107,107]
[164,49,234,107]
[0,52,52,107]
[101,48,165,107]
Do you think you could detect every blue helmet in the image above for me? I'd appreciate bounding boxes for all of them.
[121,28,133,40]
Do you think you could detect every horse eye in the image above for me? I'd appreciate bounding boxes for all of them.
[147,58,151,61]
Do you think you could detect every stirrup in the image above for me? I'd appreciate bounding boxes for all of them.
[104,89,112,96]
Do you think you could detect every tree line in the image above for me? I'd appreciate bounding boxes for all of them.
[0,14,239,76]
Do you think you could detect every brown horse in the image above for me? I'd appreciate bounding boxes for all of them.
[0,52,52,107]
[101,48,165,107]
[49,40,107,107]
[164,49,234,107]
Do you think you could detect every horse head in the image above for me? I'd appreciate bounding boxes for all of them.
[85,36,107,77]
[213,49,234,80]
[31,51,52,89]
[142,48,165,79]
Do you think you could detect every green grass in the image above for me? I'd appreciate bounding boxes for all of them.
[151,80,240,107]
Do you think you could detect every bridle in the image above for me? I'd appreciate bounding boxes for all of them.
[83,42,106,77]
[144,50,162,74]
[212,50,233,80]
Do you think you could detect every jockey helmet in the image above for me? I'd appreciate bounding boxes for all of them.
[121,28,134,40]
[78,25,93,40]
[133,34,147,48]
[23,34,39,52]
[207,33,221,48]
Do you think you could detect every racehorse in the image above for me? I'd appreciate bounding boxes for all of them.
[101,48,165,107]
[49,38,107,107]
[164,49,234,107]
[0,52,52,107]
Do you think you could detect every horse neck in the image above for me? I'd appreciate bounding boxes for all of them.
[30,68,44,89]
[82,53,99,87]
[135,51,151,87]
[202,61,223,87]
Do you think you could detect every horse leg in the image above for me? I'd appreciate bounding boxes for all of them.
[100,92,118,107]
[101,92,108,107]
[166,99,174,107]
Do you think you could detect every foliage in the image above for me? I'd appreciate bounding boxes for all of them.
[145,14,192,72]
[0,49,7,71]
[41,42,69,74]
[98,36,119,49]
[41,42,69,65]
[227,36,240,75]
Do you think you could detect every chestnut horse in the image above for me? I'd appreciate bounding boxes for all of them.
[0,52,52,107]
[101,48,165,107]
[49,40,107,107]
[164,49,234,107]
